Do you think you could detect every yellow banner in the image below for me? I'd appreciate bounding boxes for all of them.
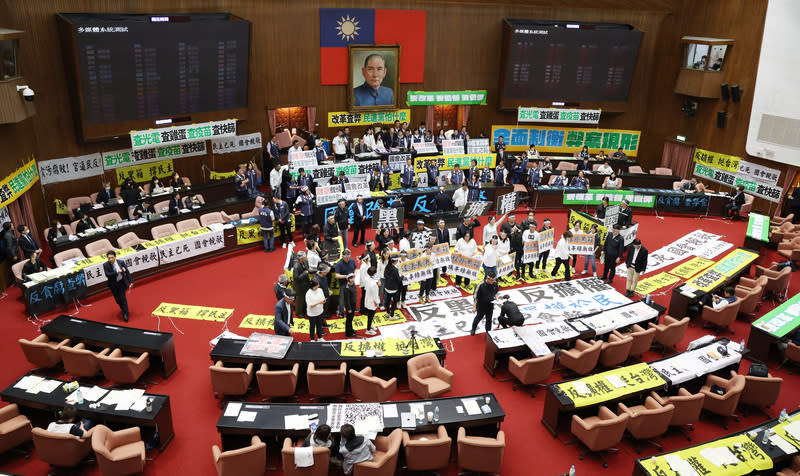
[152,302,233,322]
[685,269,727,293]
[140,227,211,249]
[115,158,174,186]
[669,256,716,279]
[0,159,39,209]
[236,224,262,245]
[635,272,681,295]
[639,434,772,476]
[413,153,495,173]
[54,198,68,215]
[210,170,236,180]
[327,109,411,127]
[693,147,741,173]
[239,311,400,331]
[490,125,641,155]
[555,363,666,408]
[340,337,440,357]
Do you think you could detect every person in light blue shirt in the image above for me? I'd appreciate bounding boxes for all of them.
[353,54,394,106]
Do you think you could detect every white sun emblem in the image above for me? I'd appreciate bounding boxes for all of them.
[336,15,360,41]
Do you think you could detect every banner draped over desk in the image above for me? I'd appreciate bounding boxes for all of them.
[554,363,666,407]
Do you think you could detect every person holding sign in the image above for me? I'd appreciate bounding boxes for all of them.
[471,273,498,335]
[601,225,625,284]
[624,239,649,297]
[551,231,573,281]
[522,222,539,279]
[482,236,500,277]
[617,199,633,228]
[454,231,479,289]
[536,220,553,275]
[581,224,601,277]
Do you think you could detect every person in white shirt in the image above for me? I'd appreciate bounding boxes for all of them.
[482,235,499,276]
[362,127,376,151]
[482,213,507,245]
[363,266,381,335]
[270,163,285,199]
[47,406,91,437]
[570,222,583,271]
[454,231,479,288]
[521,222,539,278]
[497,229,511,256]
[596,160,614,175]
[603,173,621,189]
[452,183,468,210]
[332,129,348,161]
[398,232,411,252]
[305,279,327,341]
[288,140,303,164]
[550,230,572,281]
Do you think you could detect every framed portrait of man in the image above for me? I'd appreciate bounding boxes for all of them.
[348,44,400,111]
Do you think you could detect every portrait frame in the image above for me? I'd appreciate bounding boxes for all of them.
[348,44,400,112]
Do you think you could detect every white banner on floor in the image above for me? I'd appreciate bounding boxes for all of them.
[404,286,461,304]
[693,240,734,259]
[615,229,722,277]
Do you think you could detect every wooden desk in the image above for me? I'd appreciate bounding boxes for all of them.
[541,171,679,190]
[216,393,504,450]
[2,374,175,451]
[42,315,177,377]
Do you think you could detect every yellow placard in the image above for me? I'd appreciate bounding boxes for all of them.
[639,434,772,475]
[236,224,262,245]
[152,303,233,322]
[693,147,741,173]
[0,159,39,209]
[115,158,174,186]
[210,170,236,180]
[340,337,439,357]
[413,153,495,173]
[669,256,716,279]
[239,311,402,331]
[555,363,666,408]
[54,198,68,215]
[327,109,410,127]
[685,268,728,293]
[635,272,681,295]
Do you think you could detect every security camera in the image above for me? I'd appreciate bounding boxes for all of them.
[16,85,34,102]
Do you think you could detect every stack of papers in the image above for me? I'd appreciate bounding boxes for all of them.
[115,389,146,411]
[16,377,61,395]
[462,398,481,416]
[699,446,739,467]
[770,433,798,455]
[285,415,312,430]
[14,375,44,391]
[382,404,398,419]
[784,421,800,441]
[224,402,242,417]
[237,411,257,422]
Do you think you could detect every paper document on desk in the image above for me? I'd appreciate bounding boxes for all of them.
[130,396,149,412]
[84,386,108,402]
[15,375,44,391]
[237,411,257,423]
[32,379,61,394]
[606,375,627,389]
[400,412,416,429]
[784,421,800,441]
[664,455,700,476]
[699,446,738,467]
[285,415,310,430]
[383,404,398,419]
[771,434,798,455]
[224,402,242,417]
[116,389,145,411]
[461,398,481,416]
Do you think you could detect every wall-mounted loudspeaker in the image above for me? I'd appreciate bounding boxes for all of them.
[730,84,741,103]
[720,83,730,101]
[717,111,727,128]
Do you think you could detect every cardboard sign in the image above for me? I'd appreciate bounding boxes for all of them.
[371,207,404,229]
[522,240,539,263]
[567,233,595,255]
[459,201,492,219]
[431,243,452,268]
[442,139,465,156]
[496,192,519,216]
[538,228,554,252]
[399,255,434,285]
[450,253,482,280]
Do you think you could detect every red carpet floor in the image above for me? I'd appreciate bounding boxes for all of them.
[1,211,799,476]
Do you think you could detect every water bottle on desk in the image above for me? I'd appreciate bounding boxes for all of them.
[75,387,84,405]
[433,406,440,422]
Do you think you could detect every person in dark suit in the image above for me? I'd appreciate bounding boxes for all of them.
[46,219,68,247]
[234,165,250,199]
[333,199,350,246]
[624,239,648,297]
[103,250,132,321]
[96,181,114,204]
[168,191,182,216]
[74,213,95,234]
[351,195,367,246]
[274,274,289,301]
[272,196,291,248]
[456,217,481,241]
[1,222,19,263]
[184,193,203,209]
[595,197,609,219]
[435,219,450,246]
[723,185,746,219]
[293,252,311,318]
[471,273,498,335]
[273,289,296,337]
[17,224,40,259]
[497,295,524,328]
[369,168,382,192]
[21,250,48,282]
[601,225,625,284]
[431,187,454,212]
[617,200,633,228]
[132,200,156,220]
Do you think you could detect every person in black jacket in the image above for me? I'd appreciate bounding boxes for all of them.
[471,273,498,335]
[509,228,524,279]
[595,197,609,220]
[383,256,403,319]
[293,251,311,318]
[601,225,625,284]
[1,222,19,263]
[74,213,95,234]
[323,214,340,243]
[168,191,182,215]
[500,214,522,237]
[624,239,648,297]
[274,274,289,301]
[723,185,746,219]
[342,273,358,337]
[46,219,68,247]
[103,250,132,321]
[456,216,480,241]
[334,199,350,246]
[431,187,454,212]
[17,224,40,259]
[497,295,524,328]
[132,199,155,220]
[617,200,633,228]
[351,195,367,246]
[21,250,47,282]
[96,181,114,205]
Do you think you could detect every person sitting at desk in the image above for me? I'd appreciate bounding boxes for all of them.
[551,170,569,187]
[96,181,114,205]
[132,199,156,220]
[541,157,553,172]
[303,424,334,452]
[273,288,296,336]
[681,178,698,193]
[497,295,525,328]
[596,150,608,161]
[184,193,203,209]
[120,178,143,208]
[577,157,591,172]
[47,406,92,438]
[571,171,589,188]
[723,184,746,219]
[603,173,621,189]
[148,176,165,195]
[453,183,469,210]
[21,250,47,281]
[170,172,187,189]
[578,145,590,160]
[596,160,613,175]
[710,286,738,309]
[168,191,182,216]
[47,219,68,247]
[354,137,369,155]
[339,423,375,476]
[74,213,95,234]
[617,199,633,228]
[612,147,627,159]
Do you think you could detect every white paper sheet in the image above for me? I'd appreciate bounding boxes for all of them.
[770,434,798,455]
[33,379,61,394]
[699,446,738,467]
[401,412,416,428]
[224,402,242,417]
[237,411,257,422]
[382,404,398,419]
[15,376,44,391]
[784,421,800,441]
[606,375,627,389]
[462,398,481,415]
[130,396,149,412]
[84,386,109,402]
[573,381,591,395]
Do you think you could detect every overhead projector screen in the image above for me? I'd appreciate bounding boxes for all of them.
[746,0,800,166]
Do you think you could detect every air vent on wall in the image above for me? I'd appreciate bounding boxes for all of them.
[757,113,800,149]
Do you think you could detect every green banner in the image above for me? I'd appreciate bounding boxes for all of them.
[753,292,800,338]
[709,249,758,277]
[0,159,39,209]
[517,107,601,124]
[746,213,770,241]
[562,189,655,208]
[406,90,487,106]
[130,119,236,151]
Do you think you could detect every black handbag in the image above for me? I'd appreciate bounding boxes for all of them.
[709,384,726,396]
[748,362,769,377]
